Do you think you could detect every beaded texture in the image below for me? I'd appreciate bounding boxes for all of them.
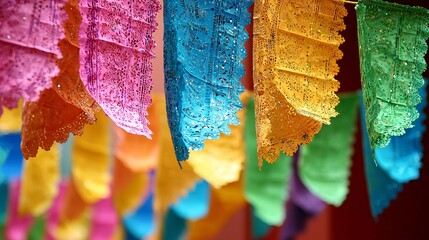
[0,0,65,115]
[253,0,347,165]
[79,0,161,136]
[21,0,100,159]
[164,0,252,160]
[375,81,427,184]
[356,0,429,149]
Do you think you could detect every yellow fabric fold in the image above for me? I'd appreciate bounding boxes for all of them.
[19,143,60,216]
[112,157,149,216]
[56,207,90,240]
[0,100,22,132]
[153,95,200,238]
[253,0,347,165]
[187,91,252,188]
[72,111,111,203]
[187,179,246,240]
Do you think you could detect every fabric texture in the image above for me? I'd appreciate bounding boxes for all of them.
[253,0,347,164]
[164,0,252,160]
[361,98,402,219]
[0,0,65,115]
[187,91,252,188]
[375,81,427,183]
[244,97,292,226]
[356,0,429,149]
[20,0,99,159]
[78,0,161,136]
[299,93,359,206]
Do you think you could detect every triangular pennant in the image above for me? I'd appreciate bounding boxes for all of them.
[253,0,347,164]
[356,0,429,149]
[78,0,161,136]
[163,0,253,160]
[0,0,64,115]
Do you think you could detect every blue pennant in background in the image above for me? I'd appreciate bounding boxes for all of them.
[123,193,155,238]
[172,180,210,220]
[0,133,23,182]
[375,81,428,183]
[361,81,427,219]
[163,208,187,240]
[0,182,8,225]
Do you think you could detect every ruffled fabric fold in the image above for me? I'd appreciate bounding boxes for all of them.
[78,0,161,136]
[356,0,429,149]
[0,0,65,115]
[253,0,347,165]
[164,0,253,160]
[375,81,427,183]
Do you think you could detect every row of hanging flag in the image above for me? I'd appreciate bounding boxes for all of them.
[0,0,427,166]
[0,85,427,239]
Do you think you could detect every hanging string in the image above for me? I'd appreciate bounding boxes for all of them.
[344,0,358,4]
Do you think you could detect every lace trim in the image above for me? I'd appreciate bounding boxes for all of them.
[164,0,252,160]
[53,0,100,120]
[79,0,161,136]
[375,81,427,183]
[356,0,429,149]
[253,0,347,165]
[187,91,252,189]
[0,0,65,115]
[21,89,94,159]
[361,99,403,219]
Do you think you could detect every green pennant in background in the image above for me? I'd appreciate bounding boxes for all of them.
[27,216,45,240]
[244,97,292,226]
[356,0,429,149]
[299,93,359,206]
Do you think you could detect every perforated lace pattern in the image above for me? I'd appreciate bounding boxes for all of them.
[79,0,161,136]
[356,0,429,148]
[21,0,100,159]
[164,0,252,160]
[253,0,346,164]
[0,0,65,115]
